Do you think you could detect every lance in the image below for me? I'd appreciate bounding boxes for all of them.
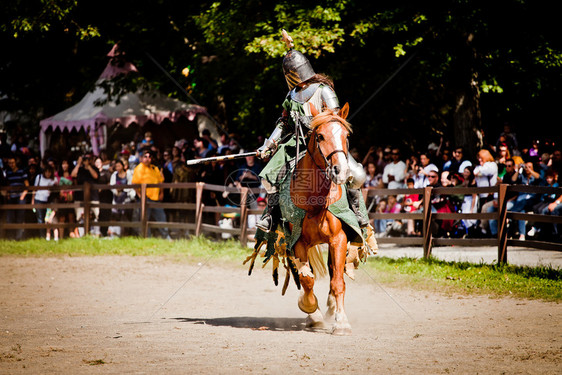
[186,151,258,166]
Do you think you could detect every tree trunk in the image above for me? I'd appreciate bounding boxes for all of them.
[453,74,482,161]
[453,32,483,161]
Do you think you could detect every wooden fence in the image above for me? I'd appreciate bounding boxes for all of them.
[365,184,562,262]
[1,183,561,264]
[0,182,261,245]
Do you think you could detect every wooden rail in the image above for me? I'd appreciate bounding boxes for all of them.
[1,183,561,264]
[364,184,562,263]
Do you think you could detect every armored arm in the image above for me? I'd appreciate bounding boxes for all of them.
[347,154,367,189]
[257,113,290,159]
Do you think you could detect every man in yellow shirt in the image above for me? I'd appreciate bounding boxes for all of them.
[132,149,171,239]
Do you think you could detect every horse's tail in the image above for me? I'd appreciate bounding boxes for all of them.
[308,244,328,279]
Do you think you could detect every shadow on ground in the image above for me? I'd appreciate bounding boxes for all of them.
[170,316,311,332]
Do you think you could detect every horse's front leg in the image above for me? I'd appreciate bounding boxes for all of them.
[327,231,352,335]
[294,240,325,330]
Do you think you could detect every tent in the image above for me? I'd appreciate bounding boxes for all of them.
[39,45,220,157]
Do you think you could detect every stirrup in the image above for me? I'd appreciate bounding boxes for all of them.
[351,225,378,257]
[364,224,378,253]
[345,244,360,279]
[256,214,273,233]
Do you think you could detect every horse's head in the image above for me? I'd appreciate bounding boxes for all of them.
[309,103,352,185]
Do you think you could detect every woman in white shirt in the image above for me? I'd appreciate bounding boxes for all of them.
[473,148,499,234]
[459,167,479,229]
[32,165,57,238]
[109,159,135,236]
[473,149,498,199]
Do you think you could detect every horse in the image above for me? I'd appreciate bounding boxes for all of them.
[289,102,355,335]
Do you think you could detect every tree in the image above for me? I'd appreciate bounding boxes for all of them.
[1,0,560,159]
[230,0,562,157]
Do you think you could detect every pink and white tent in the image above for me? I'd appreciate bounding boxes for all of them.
[39,45,216,156]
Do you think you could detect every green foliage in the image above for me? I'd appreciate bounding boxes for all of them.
[532,45,562,69]
[1,0,560,154]
[481,79,504,94]
[245,3,347,58]
[2,0,100,39]
[94,72,150,106]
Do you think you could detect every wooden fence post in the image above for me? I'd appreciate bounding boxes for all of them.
[140,184,147,238]
[239,187,249,246]
[497,184,508,264]
[196,204,205,236]
[195,182,205,236]
[422,186,433,258]
[83,182,91,236]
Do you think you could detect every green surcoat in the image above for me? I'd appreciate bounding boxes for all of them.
[259,89,318,187]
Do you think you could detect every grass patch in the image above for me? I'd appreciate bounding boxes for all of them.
[0,236,249,263]
[1,237,560,301]
[364,256,561,302]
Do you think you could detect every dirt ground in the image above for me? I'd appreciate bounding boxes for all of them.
[0,253,560,374]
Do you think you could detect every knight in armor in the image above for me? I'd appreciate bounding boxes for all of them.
[255,30,378,253]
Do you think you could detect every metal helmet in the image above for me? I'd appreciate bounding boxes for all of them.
[282,49,315,90]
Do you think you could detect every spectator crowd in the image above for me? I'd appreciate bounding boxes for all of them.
[1,123,561,242]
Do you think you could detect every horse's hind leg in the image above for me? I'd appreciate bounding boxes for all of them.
[328,232,352,335]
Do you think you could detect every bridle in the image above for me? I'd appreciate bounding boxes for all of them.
[310,120,349,179]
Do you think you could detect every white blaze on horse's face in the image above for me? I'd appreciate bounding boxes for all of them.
[319,121,350,185]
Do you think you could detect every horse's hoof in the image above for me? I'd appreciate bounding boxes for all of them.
[331,326,352,336]
[305,309,326,331]
[305,318,326,332]
[298,294,318,314]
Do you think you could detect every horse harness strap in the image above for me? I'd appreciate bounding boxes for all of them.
[291,110,329,180]
[291,113,347,180]
[319,146,347,168]
[292,111,307,172]
[313,121,348,173]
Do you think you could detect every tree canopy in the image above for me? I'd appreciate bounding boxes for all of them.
[1,0,561,159]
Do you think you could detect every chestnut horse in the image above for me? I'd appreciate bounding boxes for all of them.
[290,103,354,335]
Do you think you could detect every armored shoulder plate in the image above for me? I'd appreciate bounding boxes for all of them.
[290,83,321,104]
[320,85,339,110]
[291,84,339,111]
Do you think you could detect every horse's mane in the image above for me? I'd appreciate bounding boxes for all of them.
[310,108,352,133]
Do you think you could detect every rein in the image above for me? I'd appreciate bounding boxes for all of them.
[312,121,348,176]
[293,114,348,183]
[317,141,347,169]
[306,142,330,180]
[292,112,330,181]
